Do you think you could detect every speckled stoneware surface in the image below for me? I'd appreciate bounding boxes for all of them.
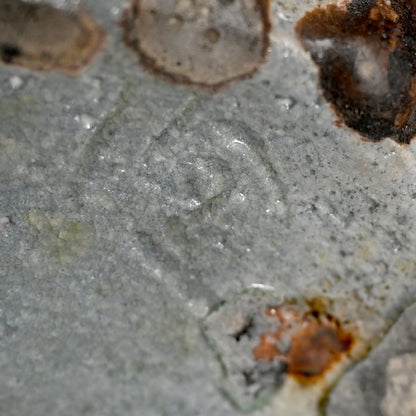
[1,1,416,415]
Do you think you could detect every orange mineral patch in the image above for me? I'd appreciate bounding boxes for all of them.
[120,0,272,92]
[253,305,354,382]
[0,0,106,75]
[203,290,376,412]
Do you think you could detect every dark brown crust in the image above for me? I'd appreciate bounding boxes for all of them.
[120,0,272,93]
[295,0,416,144]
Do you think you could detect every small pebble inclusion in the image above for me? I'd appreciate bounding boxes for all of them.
[296,0,416,144]
[121,0,271,91]
[0,0,106,75]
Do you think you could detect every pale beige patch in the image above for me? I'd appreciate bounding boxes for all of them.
[381,353,416,416]
[27,211,93,265]
[120,0,272,92]
[0,0,106,75]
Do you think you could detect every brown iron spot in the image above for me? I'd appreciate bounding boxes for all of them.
[295,0,416,144]
[253,305,354,382]
[120,0,272,92]
[0,0,106,75]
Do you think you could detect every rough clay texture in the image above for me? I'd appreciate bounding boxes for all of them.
[1,1,416,416]
[327,302,416,416]
[381,353,416,416]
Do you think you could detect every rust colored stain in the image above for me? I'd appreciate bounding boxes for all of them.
[295,0,416,144]
[253,305,354,381]
[120,0,272,92]
[0,0,106,75]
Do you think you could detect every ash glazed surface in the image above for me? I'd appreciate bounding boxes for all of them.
[2,1,416,416]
